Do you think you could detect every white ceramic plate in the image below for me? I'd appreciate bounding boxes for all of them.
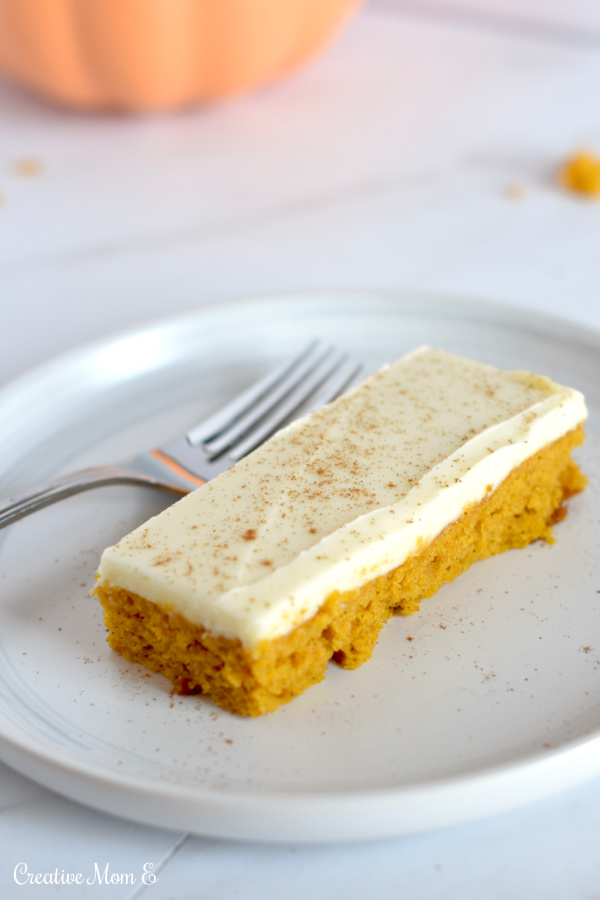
[0,293,599,844]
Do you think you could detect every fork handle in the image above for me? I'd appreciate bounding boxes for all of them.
[0,466,188,530]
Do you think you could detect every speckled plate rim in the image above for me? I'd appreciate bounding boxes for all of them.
[1,709,600,844]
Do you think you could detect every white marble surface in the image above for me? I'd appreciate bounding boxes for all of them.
[1,0,600,896]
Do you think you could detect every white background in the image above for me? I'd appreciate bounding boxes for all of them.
[1,0,600,896]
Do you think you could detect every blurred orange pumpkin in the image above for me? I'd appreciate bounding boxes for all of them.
[0,0,363,112]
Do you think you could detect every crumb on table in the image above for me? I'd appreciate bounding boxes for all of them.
[505,183,526,201]
[560,151,600,197]
[12,157,43,178]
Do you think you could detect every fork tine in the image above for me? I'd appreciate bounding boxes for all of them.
[186,339,319,446]
[154,343,362,485]
[201,342,336,456]
[294,357,362,416]
[225,352,362,463]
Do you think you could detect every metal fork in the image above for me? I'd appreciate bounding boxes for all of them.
[0,342,361,530]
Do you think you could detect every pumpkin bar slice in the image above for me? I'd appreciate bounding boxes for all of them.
[94,347,587,716]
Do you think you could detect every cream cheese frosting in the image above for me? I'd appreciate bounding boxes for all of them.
[97,347,587,647]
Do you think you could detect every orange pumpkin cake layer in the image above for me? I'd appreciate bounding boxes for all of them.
[94,348,587,715]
